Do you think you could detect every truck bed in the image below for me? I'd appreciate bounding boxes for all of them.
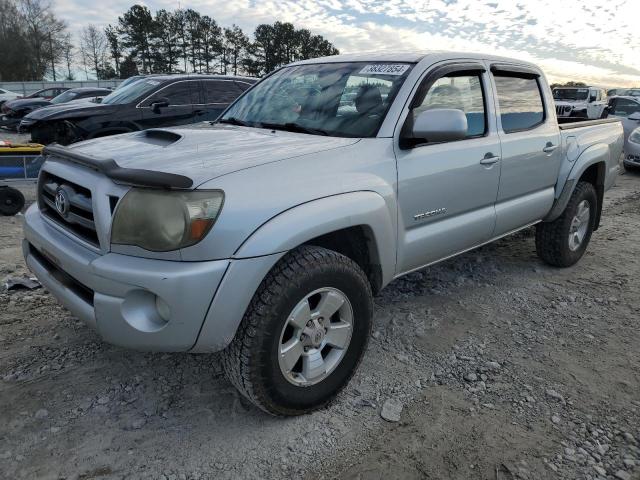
[557,117,621,130]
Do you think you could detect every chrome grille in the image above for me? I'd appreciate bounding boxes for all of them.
[555,105,572,116]
[38,171,99,246]
[627,154,640,163]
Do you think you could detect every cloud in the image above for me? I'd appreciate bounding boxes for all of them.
[55,0,640,86]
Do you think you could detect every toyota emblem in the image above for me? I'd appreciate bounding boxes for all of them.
[54,188,69,217]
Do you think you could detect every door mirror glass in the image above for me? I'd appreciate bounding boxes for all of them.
[412,108,468,142]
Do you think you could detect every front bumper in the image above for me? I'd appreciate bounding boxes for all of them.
[623,151,640,168]
[23,204,230,351]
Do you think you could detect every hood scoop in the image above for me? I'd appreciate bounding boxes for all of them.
[135,129,183,147]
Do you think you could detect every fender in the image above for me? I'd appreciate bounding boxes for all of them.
[544,143,608,223]
[234,191,397,286]
[191,191,397,353]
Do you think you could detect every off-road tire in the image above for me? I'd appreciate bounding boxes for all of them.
[221,245,373,416]
[0,186,25,216]
[535,181,597,267]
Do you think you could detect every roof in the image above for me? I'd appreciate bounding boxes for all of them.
[290,50,540,70]
[66,87,113,93]
[143,74,258,83]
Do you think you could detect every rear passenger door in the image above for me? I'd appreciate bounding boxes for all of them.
[489,65,562,236]
[139,80,199,129]
[194,79,247,123]
[395,63,501,274]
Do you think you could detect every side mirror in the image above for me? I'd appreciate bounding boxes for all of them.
[411,108,468,143]
[589,95,597,103]
[629,112,640,121]
[151,98,170,113]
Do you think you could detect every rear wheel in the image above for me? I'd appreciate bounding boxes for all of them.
[222,245,373,416]
[0,186,25,216]
[535,181,597,267]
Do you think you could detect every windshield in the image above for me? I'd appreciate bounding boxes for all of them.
[553,88,589,101]
[220,62,414,137]
[51,90,79,104]
[101,79,160,105]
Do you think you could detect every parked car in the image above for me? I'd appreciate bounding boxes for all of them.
[23,51,623,415]
[22,75,257,145]
[624,127,640,171]
[115,74,164,90]
[0,88,20,107]
[553,86,607,119]
[22,87,70,100]
[604,96,640,152]
[2,88,112,131]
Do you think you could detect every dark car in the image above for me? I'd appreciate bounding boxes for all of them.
[1,87,112,131]
[22,75,257,145]
[22,87,70,100]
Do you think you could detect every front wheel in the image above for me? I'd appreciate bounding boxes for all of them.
[535,181,597,267]
[0,186,25,216]
[221,246,373,416]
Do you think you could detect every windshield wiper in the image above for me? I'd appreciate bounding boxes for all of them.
[260,122,329,136]
[217,117,251,127]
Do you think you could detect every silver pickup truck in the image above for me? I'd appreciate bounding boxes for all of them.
[23,52,623,416]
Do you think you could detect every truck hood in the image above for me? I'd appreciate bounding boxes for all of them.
[66,124,360,186]
[25,102,118,121]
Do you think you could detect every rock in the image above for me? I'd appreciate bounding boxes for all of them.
[615,470,631,480]
[463,372,478,382]
[551,415,561,424]
[34,408,49,419]
[380,398,403,422]
[622,432,636,444]
[593,465,606,476]
[545,389,565,402]
[131,418,146,429]
[97,395,110,405]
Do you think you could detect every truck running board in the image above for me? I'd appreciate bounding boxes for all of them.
[42,143,193,189]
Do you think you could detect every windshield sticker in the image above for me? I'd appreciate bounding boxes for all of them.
[359,64,410,76]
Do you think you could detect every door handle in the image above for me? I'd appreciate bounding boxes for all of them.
[194,109,206,115]
[480,153,500,165]
[543,143,558,153]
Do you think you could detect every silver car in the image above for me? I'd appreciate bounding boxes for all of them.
[624,127,640,170]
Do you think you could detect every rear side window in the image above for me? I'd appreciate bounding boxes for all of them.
[414,74,486,137]
[203,80,244,104]
[493,75,545,133]
[146,81,199,106]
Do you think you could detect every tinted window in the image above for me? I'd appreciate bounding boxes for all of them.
[494,75,544,133]
[203,80,243,104]
[145,81,199,106]
[414,74,486,138]
[102,79,160,105]
[613,99,640,116]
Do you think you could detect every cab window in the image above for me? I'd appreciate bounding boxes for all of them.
[413,73,487,138]
[493,74,545,133]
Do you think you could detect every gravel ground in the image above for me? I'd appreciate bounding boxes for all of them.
[1,167,639,480]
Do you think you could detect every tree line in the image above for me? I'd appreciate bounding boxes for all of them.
[0,0,339,82]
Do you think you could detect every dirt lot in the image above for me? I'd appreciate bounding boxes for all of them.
[1,166,639,480]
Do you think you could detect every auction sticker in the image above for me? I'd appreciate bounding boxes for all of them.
[359,64,410,75]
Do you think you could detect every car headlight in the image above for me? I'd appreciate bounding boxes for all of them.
[111,189,224,252]
[630,128,640,144]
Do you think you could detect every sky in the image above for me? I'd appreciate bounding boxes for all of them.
[54,0,640,87]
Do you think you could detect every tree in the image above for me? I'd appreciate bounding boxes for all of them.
[119,54,139,78]
[61,33,74,80]
[80,24,107,79]
[150,10,180,73]
[118,5,154,73]
[105,25,122,77]
[223,25,248,76]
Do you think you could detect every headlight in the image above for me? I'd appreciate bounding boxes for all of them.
[111,189,224,251]
[630,128,640,144]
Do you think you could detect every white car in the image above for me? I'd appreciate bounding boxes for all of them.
[553,86,608,119]
[0,88,20,105]
[606,96,640,151]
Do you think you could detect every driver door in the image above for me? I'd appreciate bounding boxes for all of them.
[395,63,501,274]
[139,80,199,129]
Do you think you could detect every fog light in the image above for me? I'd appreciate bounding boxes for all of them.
[155,296,171,322]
